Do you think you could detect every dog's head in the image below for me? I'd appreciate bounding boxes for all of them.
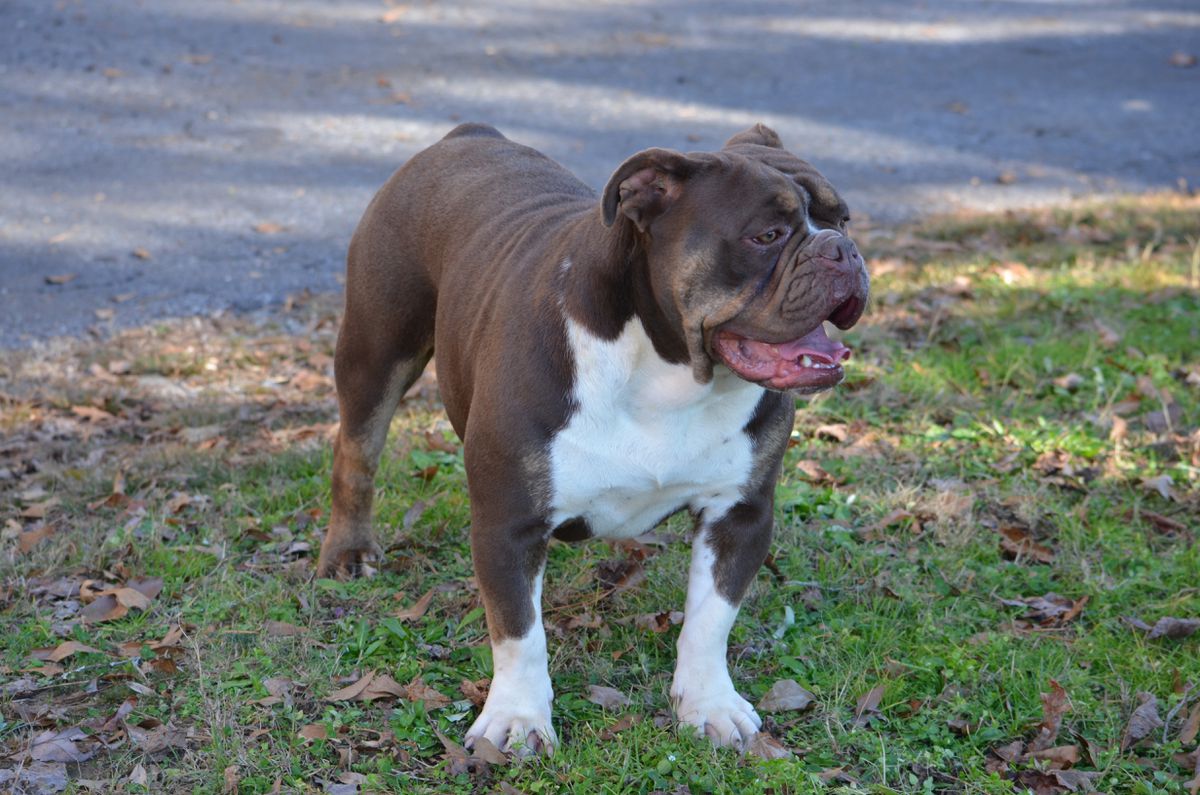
[602,124,868,393]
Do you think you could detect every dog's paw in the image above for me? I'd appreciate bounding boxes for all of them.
[672,686,762,750]
[315,533,382,579]
[465,705,557,757]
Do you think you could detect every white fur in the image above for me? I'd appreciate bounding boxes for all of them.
[548,317,763,537]
[465,568,557,754]
[670,532,762,747]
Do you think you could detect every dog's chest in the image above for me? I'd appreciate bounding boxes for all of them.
[547,318,764,538]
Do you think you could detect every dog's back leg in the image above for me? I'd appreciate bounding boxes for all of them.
[317,221,435,578]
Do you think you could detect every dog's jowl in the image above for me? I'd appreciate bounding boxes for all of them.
[316,122,869,753]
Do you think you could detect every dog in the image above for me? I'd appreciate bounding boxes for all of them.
[316,122,868,754]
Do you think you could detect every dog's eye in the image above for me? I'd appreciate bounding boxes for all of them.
[752,230,781,245]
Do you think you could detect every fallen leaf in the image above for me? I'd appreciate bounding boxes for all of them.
[1001,594,1086,627]
[253,221,286,235]
[1142,474,1178,501]
[1093,319,1121,347]
[223,765,239,794]
[29,727,96,763]
[263,620,307,637]
[794,459,836,483]
[45,273,77,285]
[814,423,849,442]
[126,721,188,756]
[18,524,56,554]
[599,713,642,740]
[745,732,792,759]
[394,588,433,621]
[853,684,884,727]
[31,641,103,663]
[324,671,404,703]
[998,526,1056,564]
[0,761,69,793]
[1121,691,1164,751]
[1050,769,1103,792]
[757,679,816,713]
[1169,51,1197,67]
[991,739,1025,763]
[471,736,508,765]
[128,764,148,787]
[1180,702,1200,745]
[22,498,61,520]
[298,724,328,742]
[1028,744,1081,769]
[403,676,450,709]
[1030,680,1070,752]
[586,685,631,710]
[132,247,152,260]
[81,594,128,623]
[460,678,489,708]
[1127,616,1200,640]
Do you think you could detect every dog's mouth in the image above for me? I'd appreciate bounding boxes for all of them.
[712,322,851,393]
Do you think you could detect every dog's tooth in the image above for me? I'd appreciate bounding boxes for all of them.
[801,355,812,367]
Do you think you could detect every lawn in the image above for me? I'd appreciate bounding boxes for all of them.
[1,195,1198,794]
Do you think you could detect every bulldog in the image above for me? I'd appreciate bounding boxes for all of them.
[316,123,868,754]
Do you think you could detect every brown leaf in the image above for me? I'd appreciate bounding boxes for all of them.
[794,459,836,483]
[45,273,78,285]
[112,587,151,610]
[150,624,185,650]
[394,588,433,622]
[223,765,239,794]
[1169,51,1198,67]
[253,221,286,235]
[1028,744,1081,769]
[459,678,489,708]
[598,713,642,740]
[27,727,96,763]
[298,723,328,741]
[17,524,56,554]
[1051,769,1103,792]
[81,594,128,624]
[1001,594,1086,627]
[998,526,1056,564]
[263,620,307,637]
[126,721,188,755]
[324,671,405,703]
[586,685,631,710]
[1121,691,1164,751]
[471,736,509,765]
[596,556,645,594]
[1030,680,1070,752]
[1134,616,1200,640]
[815,423,849,442]
[32,641,103,663]
[0,761,69,792]
[1093,319,1121,347]
[1142,474,1178,501]
[403,676,450,709]
[853,684,884,727]
[745,732,793,760]
[21,498,60,520]
[991,739,1026,763]
[1180,702,1200,745]
[132,247,152,260]
[757,679,816,713]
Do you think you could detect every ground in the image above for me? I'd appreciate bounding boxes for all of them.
[1,0,1198,345]
[1,197,1198,794]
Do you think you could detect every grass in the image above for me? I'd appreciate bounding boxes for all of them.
[1,194,1198,794]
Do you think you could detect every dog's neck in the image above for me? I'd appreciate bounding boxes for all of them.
[558,208,690,366]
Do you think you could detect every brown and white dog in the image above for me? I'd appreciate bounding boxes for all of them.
[316,123,868,754]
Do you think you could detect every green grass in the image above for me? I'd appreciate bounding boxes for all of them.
[1,195,1198,794]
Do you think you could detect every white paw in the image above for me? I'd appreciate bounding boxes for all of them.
[464,701,556,757]
[672,682,762,749]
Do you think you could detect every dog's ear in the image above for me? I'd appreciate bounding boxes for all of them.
[724,123,784,150]
[602,149,699,231]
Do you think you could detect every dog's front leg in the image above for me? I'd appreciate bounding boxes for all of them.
[464,516,556,755]
[671,499,773,749]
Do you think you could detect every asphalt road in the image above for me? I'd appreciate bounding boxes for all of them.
[1,0,1197,346]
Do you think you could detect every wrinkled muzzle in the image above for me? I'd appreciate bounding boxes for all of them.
[712,229,869,393]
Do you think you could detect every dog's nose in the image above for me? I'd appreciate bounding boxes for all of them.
[807,229,865,278]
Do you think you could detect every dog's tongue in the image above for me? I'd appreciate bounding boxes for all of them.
[773,324,851,364]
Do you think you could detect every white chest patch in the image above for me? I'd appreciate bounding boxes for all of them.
[548,317,764,538]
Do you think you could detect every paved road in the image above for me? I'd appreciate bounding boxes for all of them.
[1,0,1197,346]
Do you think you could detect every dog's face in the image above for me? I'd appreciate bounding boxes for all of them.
[602,124,869,393]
